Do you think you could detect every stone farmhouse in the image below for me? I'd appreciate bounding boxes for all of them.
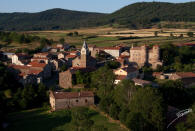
[50,91,94,111]
[129,45,162,69]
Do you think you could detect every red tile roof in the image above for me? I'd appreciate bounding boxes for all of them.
[116,75,126,80]
[28,61,46,68]
[66,55,77,59]
[9,64,30,70]
[176,72,195,78]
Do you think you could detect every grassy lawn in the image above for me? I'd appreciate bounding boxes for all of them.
[6,107,127,131]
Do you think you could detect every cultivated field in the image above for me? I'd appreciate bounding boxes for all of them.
[1,26,195,52]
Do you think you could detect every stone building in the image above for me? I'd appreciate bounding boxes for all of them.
[31,52,52,64]
[50,91,94,111]
[129,45,162,69]
[12,53,30,65]
[88,45,100,58]
[28,61,51,79]
[72,41,96,68]
[59,67,96,89]
[101,47,123,58]
[114,66,139,84]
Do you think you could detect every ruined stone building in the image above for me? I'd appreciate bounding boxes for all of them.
[59,67,95,89]
[50,91,94,111]
[72,41,96,68]
[129,45,162,69]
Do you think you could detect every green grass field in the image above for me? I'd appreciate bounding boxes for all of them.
[6,108,127,131]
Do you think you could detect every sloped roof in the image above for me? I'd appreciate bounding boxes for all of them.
[28,61,46,68]
[51,91,94,99]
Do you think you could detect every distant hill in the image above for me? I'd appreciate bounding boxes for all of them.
[102,2,195,28]
[0,9,106,31]
[0,2,195,31]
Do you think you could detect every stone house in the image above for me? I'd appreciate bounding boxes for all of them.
[28,61,51,79]
[114,66,139,79]
[49,91,94,111]
[101,46,123,58]
[129,45,162,69]
[114,66,139,84]
[12,53,30,65]
[31,52,52,64]
[8,65,43,85]
[169,72,195,87]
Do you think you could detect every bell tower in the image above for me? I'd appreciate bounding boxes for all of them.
[80,41,90,67]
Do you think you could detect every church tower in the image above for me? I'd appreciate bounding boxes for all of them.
[80,41,90,67]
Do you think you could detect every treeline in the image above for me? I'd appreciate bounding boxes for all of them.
[158,44,195,72]
[0,62,49,129]
[89,66,195,130]
[0,31,40,43]
[0,2,195,30]
[0,31,53,45]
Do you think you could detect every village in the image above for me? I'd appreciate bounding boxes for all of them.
[1,40,195,112]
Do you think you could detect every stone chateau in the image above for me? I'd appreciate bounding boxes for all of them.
[129,44,162,69]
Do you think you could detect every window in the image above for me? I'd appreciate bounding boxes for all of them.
[85,99,88,103]
[76,100,78,102]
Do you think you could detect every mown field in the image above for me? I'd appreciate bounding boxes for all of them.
[1,26,195,52]
[5,107,127,131]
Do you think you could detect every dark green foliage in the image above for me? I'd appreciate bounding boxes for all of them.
[0,31,41,44]
[114,79,136,107]
[159,80,192,109]
[154,31,158,37]
[59,38,65,44]
[160,44,195,72]
[91,66,115,97]
[105,61,121,69]
[127,87,166,131]
[0,8,105,31]
[109,103,120,120]
[73,70,91,86]
[71,107,94,130]
[0,2,195,30]
[187,32,194,37]
[60,64,68,72]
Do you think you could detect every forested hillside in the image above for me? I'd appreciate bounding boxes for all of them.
[0,2,195,31]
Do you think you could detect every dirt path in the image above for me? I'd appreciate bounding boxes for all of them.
[90,106,130,131]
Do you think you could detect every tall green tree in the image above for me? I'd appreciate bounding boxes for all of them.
[91,66,115,98]
[127,87,166,131]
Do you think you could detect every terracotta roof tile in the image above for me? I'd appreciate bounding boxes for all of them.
[28,61,46,68]
[176,72,195,78]
[116,75,126,80]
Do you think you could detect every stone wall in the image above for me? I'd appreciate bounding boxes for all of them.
[54,96,94,111]
[59,70,73,88]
